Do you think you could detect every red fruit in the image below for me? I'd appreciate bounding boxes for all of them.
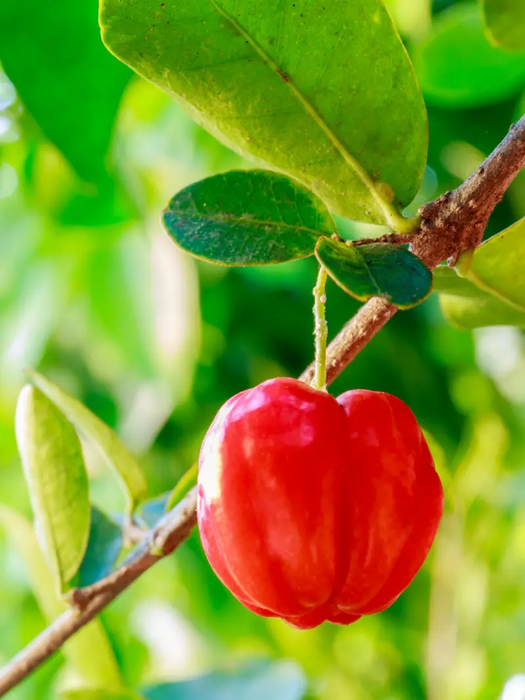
[197,377,443,630]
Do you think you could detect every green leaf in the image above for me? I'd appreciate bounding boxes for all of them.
[61,691,143,700]
[433,267,525,330]
[482,0,525,52]
[143,661,307,700]
[466,217,525,313]
[0,0,131,182]
[163,170,334,265]
[431,219,525,329]
[27,371,148,511]
[100,0,427,226]
[166,464,198,512]
[413,5,525,108]
[78,507,124,587]
[0,507,122,688]
[315,238,432,308]
[15,386,91,593]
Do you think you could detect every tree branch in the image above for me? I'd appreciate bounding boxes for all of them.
[2,116,525,698]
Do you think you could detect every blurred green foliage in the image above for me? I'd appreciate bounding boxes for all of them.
[1,0,525,699]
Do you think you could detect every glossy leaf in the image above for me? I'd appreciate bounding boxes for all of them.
[0,0,131,182]
[28,371,148,510]
[413,6,525,108]
[0,507,122,688]
[315,238,432,308]
[15,386,91,593]
[101,0,427,226]
[166,464,198,512]
[163,171,334,265]
[143,661,307,700]
[78,507,124,587]
[482,0,525,52]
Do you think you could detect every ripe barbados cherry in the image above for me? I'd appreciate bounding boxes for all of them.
[197,377,444,630]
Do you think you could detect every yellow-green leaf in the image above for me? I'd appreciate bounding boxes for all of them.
[0,507,122,689]
[100,0,427,227]
[27,371,148,511]
[15,386,90,593]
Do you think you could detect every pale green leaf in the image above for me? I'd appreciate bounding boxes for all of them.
[482,0,525,53]
[15,386,91,592]
[27,371,148,511]
[432,267,525,330]
[100,0,427,227]
[0,507,122,688]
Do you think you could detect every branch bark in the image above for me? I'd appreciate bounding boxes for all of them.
[1,115,525,698]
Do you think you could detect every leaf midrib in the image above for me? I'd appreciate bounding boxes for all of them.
[207,0,397,226]
[169,208,326,237]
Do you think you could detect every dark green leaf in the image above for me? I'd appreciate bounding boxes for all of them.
[15,386,91,593]
[28,371,148,511]
[482,0,525,52]
[163,171,333,265]
[101,0,427,227]
[143,661,307,700]
[78,507,124,588]
[0,507,122,688]
[315,238,432,308]
[0,0,131,182]
[413,5,525,108]
[166,464,198,512]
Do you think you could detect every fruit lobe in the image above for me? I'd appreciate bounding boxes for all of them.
[197,377,443,629]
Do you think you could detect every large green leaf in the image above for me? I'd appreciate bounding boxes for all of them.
[0,0,131,182]
[163,170,334,265]
[78,507,124,587]
[432,267,525,330]
[143,661,306,700]
[0,507,122,688]
[315,238,432,308]
[15,387,91,593]
[100,0,427,227]
[28,371,148,511]
[482,0,525,52]
[413,5,525,108]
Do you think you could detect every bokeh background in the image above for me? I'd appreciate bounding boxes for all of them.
[1,0,525,698]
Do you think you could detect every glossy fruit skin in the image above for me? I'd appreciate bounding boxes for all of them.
[197,377,443,630]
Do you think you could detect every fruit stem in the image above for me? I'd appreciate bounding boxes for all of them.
[312,265,328,392]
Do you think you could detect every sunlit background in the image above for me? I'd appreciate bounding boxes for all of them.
[2,0,525,698]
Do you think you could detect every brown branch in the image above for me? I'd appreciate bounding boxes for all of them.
[0,490,198,698]
[2,116,525,698]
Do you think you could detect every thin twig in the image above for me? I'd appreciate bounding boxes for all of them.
[2,116,525,698]
[0,490,198,697]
